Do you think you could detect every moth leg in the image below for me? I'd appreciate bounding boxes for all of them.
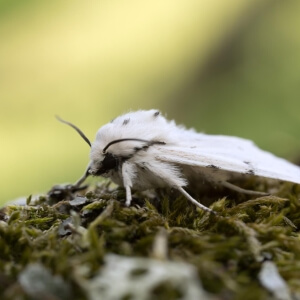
[124,186,132,207]
[220,181,269,196]
[121,162,135,206]
[177,186,216,214]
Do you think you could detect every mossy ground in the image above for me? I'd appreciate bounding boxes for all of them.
[1,180,300,299]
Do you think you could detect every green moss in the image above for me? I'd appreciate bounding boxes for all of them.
[1,180,300,299]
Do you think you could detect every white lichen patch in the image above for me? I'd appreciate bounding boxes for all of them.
[87,254,208,300]
[258,261,291,300]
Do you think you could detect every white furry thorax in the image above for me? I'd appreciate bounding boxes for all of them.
[91,109,178,158]
[88,109,188,189]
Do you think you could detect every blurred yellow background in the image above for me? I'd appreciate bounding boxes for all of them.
[1,0,300,204]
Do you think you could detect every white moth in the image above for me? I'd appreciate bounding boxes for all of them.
[57,109,300,213]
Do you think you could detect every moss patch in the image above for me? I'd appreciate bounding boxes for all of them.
[1,180,300,299]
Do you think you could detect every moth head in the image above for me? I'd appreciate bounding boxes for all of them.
[56,116,139,177]
[89,138,149,176]
[56,116,115,176]
[88,143,120,176]
[56,116,164,179]
[90,137,168,177]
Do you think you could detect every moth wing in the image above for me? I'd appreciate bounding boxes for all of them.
[153,135,300,184]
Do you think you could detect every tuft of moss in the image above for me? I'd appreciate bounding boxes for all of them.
[1,179,300,299]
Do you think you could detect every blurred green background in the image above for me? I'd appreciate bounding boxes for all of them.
[1,0,300,204]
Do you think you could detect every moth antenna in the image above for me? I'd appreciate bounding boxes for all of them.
[103,138,165,153]
[56,115,91,147]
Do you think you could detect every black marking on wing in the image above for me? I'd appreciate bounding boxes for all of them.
[246,169,255,175]
[206,164,220,169]
[139,162,147,171]
[154,111,160,117]
[133,145,150,153]
[243,161,255,175]
[123,118,130,125]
